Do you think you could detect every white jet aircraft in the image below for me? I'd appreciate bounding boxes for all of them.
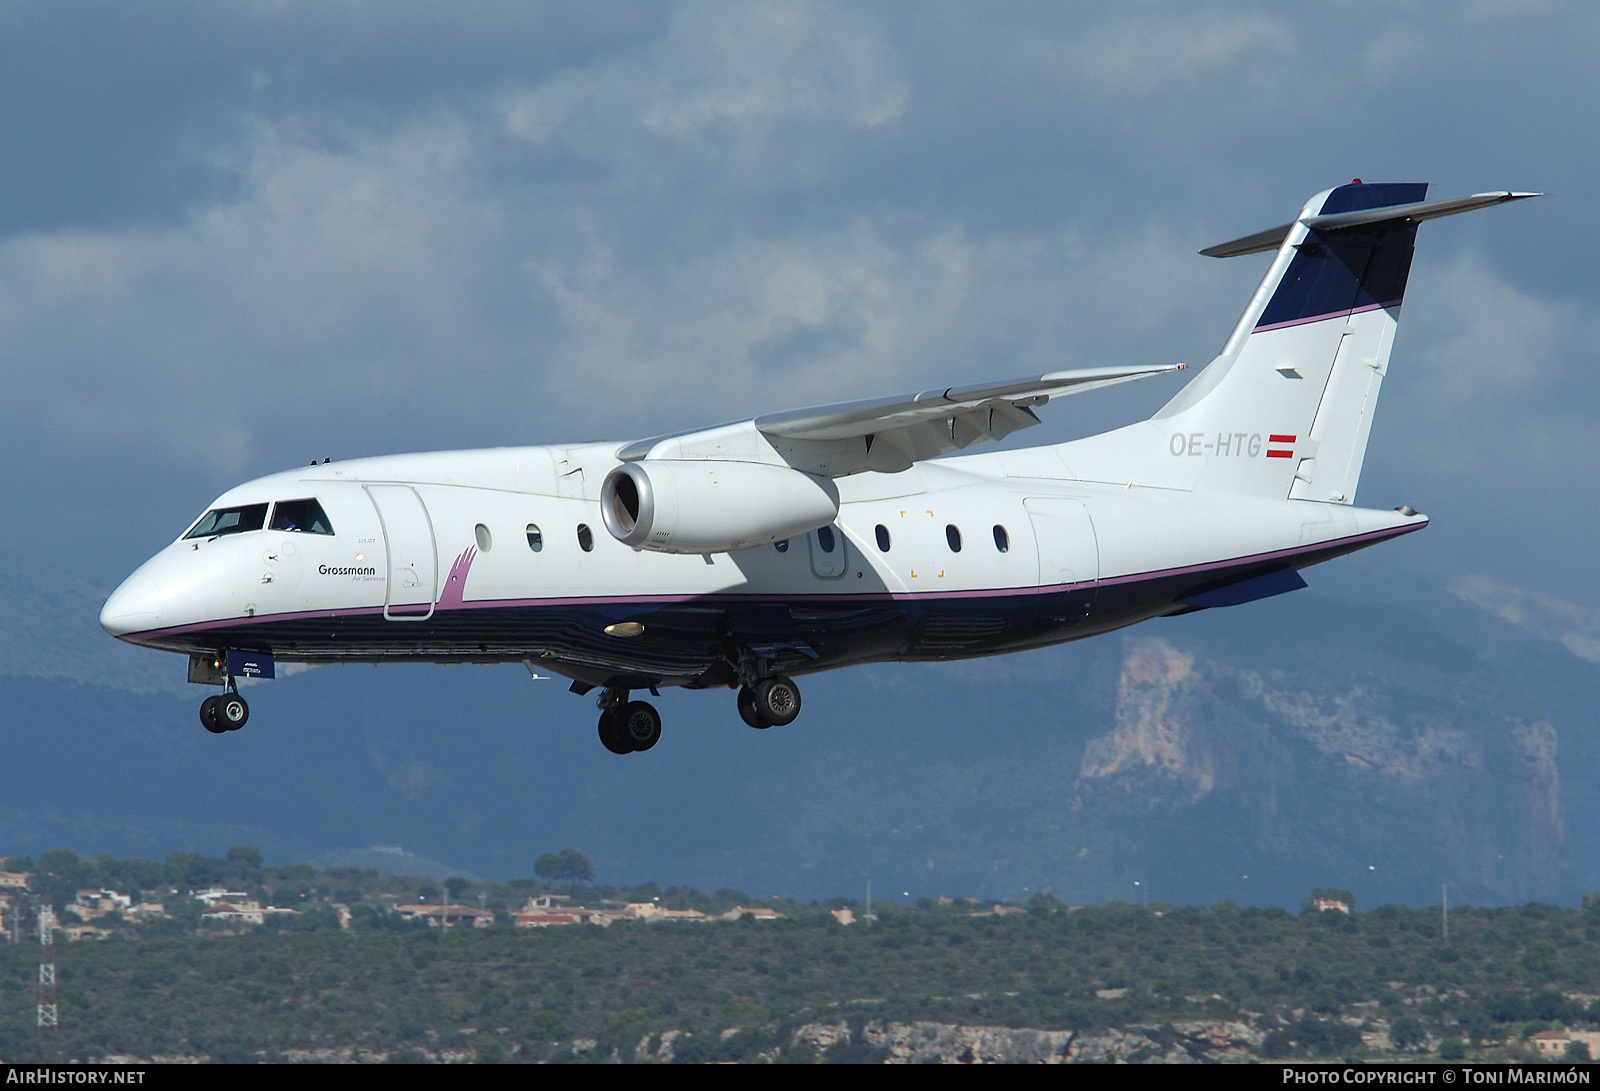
[102,182,1535,753]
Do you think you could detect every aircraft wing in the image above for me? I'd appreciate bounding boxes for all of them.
[618,363,1183,475]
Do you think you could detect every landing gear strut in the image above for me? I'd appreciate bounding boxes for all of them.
[596,687,661,754]
[737,674,801,728]
[199,684,249,734]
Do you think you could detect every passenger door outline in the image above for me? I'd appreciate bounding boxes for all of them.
[365,484,439,621]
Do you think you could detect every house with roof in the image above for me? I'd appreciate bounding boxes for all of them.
[63,925,112,942]
[629,902,710,922]
[395,904,495,928]
[1530,1029,1600,1060]
[201,900,298,927]
[516,910,586,928]
[193,888,252,907]
[67,889,133,921]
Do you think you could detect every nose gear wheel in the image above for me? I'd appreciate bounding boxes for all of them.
[200,692,249,733]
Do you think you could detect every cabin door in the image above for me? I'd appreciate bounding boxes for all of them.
[365,485,438,620]
[1024,497,1099,620]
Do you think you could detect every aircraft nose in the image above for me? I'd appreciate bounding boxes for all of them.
[100,574,161,638]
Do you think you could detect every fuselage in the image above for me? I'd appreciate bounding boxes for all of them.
[101,439,1425,692]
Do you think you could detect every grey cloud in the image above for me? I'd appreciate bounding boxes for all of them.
[0,1,1592,603]
[1041,12,1298,92]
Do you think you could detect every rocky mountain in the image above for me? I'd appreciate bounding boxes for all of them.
[761,592,1565,908]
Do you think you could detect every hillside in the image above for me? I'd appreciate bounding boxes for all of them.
[3,875,1600,1064]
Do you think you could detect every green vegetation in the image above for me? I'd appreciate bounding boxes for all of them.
[534,849,596,883]
[5,850,1600,1062]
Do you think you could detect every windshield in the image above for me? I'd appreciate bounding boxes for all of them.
[269,498,334,535]
[183,503,269,540]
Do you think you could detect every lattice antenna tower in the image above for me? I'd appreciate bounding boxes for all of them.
[37,896,58,1037]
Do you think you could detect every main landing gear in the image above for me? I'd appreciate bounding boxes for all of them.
[584,670,803,754]
[199,686,249,734]
[596,687,661,754]
[736,675,802,729]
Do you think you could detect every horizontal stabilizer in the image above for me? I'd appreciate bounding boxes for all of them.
[1198,222,1296,259]
[1200,191,1540,258]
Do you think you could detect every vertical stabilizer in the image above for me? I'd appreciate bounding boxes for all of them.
[1160,181,1427,502]
[1058,184,1535,502]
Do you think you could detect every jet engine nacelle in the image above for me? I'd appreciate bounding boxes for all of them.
[600,460,841,554]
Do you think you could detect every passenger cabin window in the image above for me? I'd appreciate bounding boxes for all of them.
[946,524,962,552]
[993,524,1010,553]
[816,526,836,553]
[269,498,334,535]
[526,524,543,552]
[185,503,268,539]
[875,524,891,552]
[577,523,594,552]
[474,523,493,552]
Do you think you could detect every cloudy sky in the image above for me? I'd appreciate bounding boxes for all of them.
[1,1,1593,609]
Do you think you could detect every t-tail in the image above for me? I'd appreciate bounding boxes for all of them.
[1066,182,1537,501]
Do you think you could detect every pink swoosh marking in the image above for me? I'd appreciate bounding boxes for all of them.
[437,546,477,608]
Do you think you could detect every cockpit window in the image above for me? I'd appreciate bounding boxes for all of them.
[270,498,335,535]
[183,503,269,539]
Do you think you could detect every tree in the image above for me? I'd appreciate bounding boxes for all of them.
[534,849,595,882]
[1389,1015,1424,1049]
[225,845,264,872]
[33,848,93,905]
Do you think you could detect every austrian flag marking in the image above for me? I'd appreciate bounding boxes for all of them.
[1267,434,1296,459]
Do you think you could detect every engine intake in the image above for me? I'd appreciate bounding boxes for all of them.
[600,460,840,554]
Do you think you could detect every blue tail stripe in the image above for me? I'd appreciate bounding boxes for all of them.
[1255,182,1429,330]
[1317,181,1428,216]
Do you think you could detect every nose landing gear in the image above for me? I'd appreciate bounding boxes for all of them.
[199,686,249,734]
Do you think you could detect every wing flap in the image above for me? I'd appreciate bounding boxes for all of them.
[755,364,1182,441]
[617,363,1183,476]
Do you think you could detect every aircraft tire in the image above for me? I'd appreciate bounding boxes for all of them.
[618,700,662,751]
[597,711,633,754]
[737,687,769,729]
[199,696,228,734]
[752,676,801,727]
[219,694,249,730]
